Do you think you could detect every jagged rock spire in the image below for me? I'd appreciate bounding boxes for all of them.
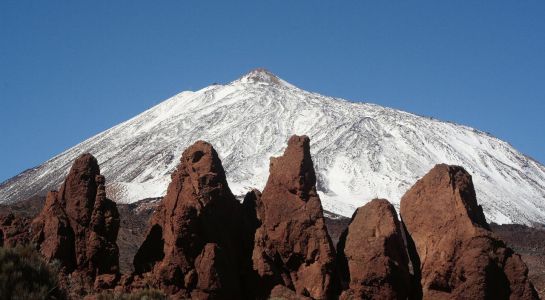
[133,141,244,299]
[251,135,337,299]
[31,153,120,289]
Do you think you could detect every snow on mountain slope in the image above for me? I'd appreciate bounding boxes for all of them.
[1,69,544,225]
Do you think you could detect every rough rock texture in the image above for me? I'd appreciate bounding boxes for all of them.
[251,135,337,299]
[30,153,120,288]
[32,190,76,271]
[0,213,31,248]
[3,142,544,299]
[492,223,545,298]
[0,195,44,249]
[132,141,243,299]
[269,284,313,300]
[240,189,264,298]
[400,164,539,300]
[337,198,411,300]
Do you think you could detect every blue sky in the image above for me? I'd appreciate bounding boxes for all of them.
[1,1,544,182]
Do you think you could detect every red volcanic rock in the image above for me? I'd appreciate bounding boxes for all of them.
[31,190,76,271]
[0,213,32,248]
[0,196,45,249]
[269,284,313,300]
[31,154,120,287]
[240,189,264,298]
[192,243,238,299]
[400,164,538,300]
[133,141,243,299]
[337,198,411,300]
[251,135,337,299]
[88,174,121,286]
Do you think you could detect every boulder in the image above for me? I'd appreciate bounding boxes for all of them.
[400,164,538,300]
[337,198,411,299]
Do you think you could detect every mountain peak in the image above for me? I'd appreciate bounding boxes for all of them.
[234,68,295,88]
[2,69,545,225]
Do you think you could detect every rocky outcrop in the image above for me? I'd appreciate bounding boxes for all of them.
[32,190,76,271]
[31,153,120,288]
[3,140,543,299]
[400,164,539,300]
[337,198,411,300]
[251,135,337,299]
[0,213,31,248]
[132,141,244,299]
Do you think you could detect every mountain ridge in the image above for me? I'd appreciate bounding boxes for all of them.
[1,69,545,225]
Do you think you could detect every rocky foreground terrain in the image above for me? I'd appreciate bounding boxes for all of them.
[0,135,543,299]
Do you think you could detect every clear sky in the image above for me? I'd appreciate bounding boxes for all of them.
[1,1,544,183]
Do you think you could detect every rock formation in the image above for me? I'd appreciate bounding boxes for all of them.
[3,140,543,299]
[132,141,244,299]
[337,198,412,300]
[400,164,539,300]
[0,213,31,248]
[31,153,120,289]
[251,135,337,299]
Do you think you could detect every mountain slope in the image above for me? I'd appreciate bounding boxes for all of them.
[1,69,545,224]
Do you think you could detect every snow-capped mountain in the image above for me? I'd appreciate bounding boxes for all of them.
[1,69,545,224]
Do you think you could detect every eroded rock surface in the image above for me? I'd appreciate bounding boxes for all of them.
[337,198,411,299]
[132,141,243,299]
[0,213,31,248]
[31,153,120,289]
[3,141,543,300]
[251,135,337,299]
[400,164,539,300]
